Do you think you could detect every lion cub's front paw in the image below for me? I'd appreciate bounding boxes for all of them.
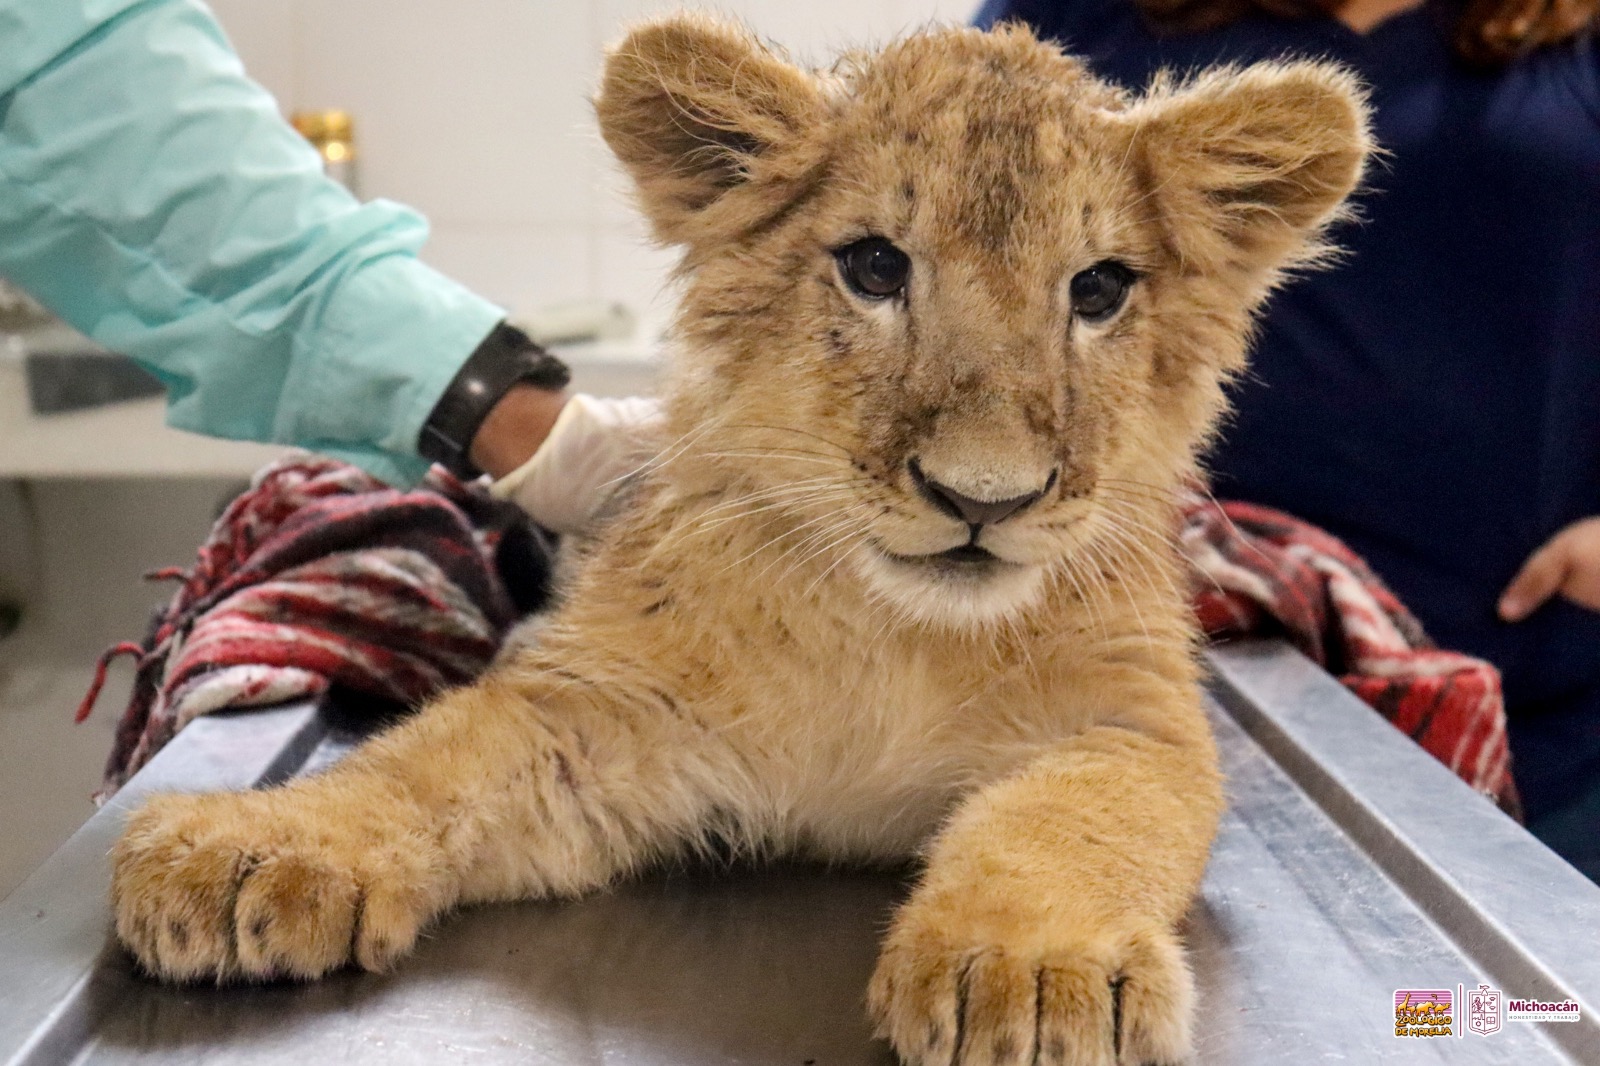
[112,791,442,983]
[868,922,1193,1066]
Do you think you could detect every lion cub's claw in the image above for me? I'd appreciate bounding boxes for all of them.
[112,793,432,982]
[869,927,1193,1066]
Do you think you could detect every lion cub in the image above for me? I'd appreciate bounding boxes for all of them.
[111,16,1369,1065]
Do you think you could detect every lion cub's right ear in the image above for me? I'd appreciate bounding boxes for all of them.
[597,15,827,247]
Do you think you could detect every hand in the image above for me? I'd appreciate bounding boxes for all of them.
[468,384,570,480]
[1499,517,1600,621]
[491,393,664,534]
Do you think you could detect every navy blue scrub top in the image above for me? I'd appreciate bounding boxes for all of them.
[978,0,1600,815]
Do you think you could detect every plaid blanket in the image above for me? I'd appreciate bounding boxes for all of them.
[80,458,1514,813]
[79,456,551,799]
[1182,493,1516,813]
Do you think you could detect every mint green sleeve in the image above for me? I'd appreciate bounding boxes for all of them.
[0,0,506,485]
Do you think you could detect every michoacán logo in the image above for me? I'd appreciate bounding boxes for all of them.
[1506,999,1582,1022]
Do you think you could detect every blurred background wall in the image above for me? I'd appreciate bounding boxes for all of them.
[208,0,977,330]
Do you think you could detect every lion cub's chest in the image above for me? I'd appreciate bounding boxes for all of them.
[717,634,1071,858]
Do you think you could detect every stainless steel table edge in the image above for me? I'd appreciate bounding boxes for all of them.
[0,703,327,1066]
[1206,637,1600,1063]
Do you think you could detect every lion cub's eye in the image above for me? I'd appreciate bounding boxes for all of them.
[836,238,911,299]
[1069,261,1136,323]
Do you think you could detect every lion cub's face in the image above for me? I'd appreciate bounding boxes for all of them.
[599,17,1368,627]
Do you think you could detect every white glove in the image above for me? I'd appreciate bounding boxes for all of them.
[491,393,663,534]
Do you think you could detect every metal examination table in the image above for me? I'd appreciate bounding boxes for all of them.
[3,638,1599,1065]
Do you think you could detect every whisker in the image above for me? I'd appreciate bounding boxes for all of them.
[712,503,861,578]
[692,475,861,521]
[1051,554,1105,640]
[701,449,855,467]
[1082,525,1154,649]
[721,422,857,458]
[781,507,869,576]
[761,511,863,580]
[597,417,721,491]
[1093,508,1184,601]
[800,531,864,599]
[1079,530,1151,646]
[687,489,860,538]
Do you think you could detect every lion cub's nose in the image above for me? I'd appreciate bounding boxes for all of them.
[909,459,1056,527]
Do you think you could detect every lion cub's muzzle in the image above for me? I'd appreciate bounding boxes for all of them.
[852,451,1073,625]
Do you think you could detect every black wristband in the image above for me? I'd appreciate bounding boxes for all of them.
[418,321,571,479]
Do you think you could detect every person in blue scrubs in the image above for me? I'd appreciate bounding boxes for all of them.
[0,0,568,486]
[978,0,1600,874]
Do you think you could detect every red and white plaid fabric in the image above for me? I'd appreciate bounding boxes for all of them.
[1181,492,1516,814]
[79,456,541,800]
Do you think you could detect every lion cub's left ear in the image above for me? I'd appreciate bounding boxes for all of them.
[1128,62,1374,276]
[597,14,827,247]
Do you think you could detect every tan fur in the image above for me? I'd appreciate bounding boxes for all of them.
[110,17,1370,1064]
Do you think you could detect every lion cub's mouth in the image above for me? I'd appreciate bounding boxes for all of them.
[877,542,1019,576]
[859,538,1046,625]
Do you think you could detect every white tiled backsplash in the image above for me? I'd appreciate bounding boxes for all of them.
[204,0,977,328]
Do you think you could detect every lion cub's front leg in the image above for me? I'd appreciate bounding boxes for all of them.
[112,661,727,982]
[870,718,1222,1066]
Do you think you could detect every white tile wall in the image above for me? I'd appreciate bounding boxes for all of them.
[205,0,301,101]
[422,224,594,315]
[202,0,981,326]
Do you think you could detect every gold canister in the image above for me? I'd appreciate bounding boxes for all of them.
[290,110,359,194]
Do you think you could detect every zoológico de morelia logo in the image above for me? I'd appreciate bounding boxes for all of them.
[1395,989,1453,1037]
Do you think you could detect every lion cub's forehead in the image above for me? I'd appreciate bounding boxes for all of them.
[843,25,1111,107]
[829,29,1134,253]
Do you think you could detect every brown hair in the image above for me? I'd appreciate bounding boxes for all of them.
[1133,0,1597,66]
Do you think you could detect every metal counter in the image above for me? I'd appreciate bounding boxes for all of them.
[3,639,1598,1064]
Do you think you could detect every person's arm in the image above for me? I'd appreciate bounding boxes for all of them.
[0,0,509,485]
